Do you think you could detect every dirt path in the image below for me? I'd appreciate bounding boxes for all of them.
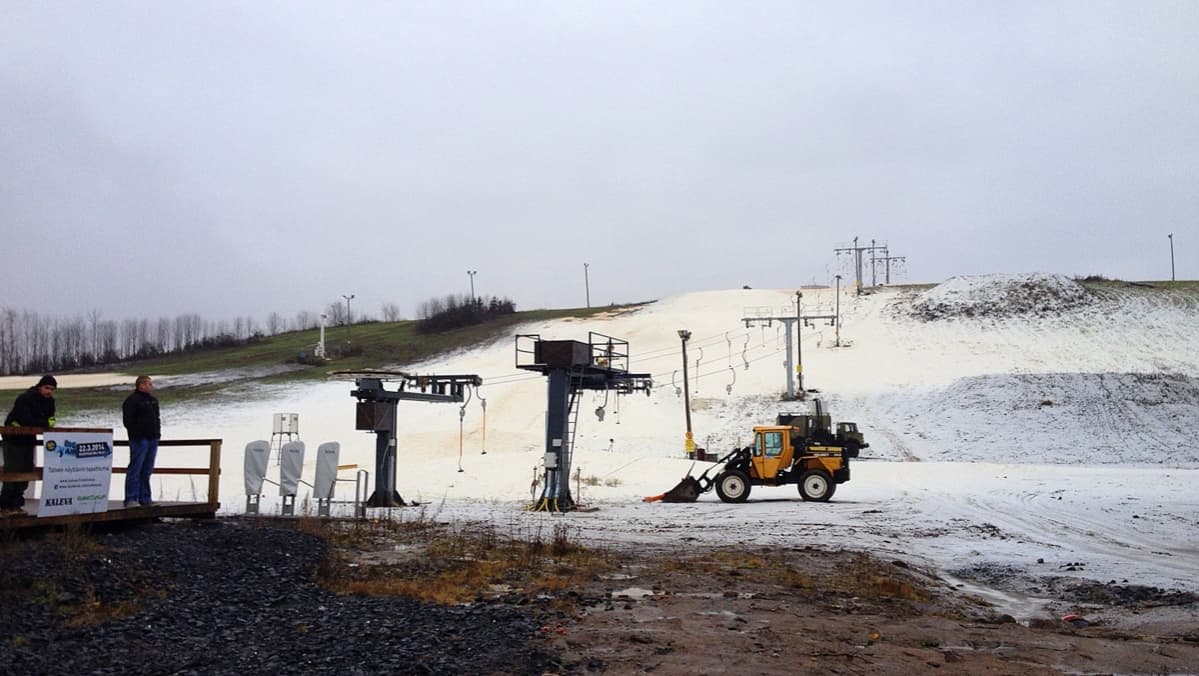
[542,545,1199,675]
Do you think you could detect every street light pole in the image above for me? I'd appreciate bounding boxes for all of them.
[794,291,804,398]
[678,329,693,458]
[584,263,591,308]
[467,270,477,300]
[1168,234,1175,281]
[342,293,355,347]
[834,275,842,347]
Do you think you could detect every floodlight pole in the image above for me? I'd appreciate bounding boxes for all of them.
[834,276,842,347]
[1168,234,1175,281]
[584,263,591,308]
[794,291,804,398]
[678,329,694,458]
[342,293,355,347]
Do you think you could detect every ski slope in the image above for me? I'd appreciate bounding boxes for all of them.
[66,275,1199,614]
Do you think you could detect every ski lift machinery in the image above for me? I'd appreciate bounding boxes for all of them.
[515,332,652,512]
[337,370,481,507]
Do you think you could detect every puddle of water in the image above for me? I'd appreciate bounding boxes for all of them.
[676,591,756,600]
[612,587,655,599]
[942,574,1050,622]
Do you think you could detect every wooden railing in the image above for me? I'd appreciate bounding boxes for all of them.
[0,426,222,507]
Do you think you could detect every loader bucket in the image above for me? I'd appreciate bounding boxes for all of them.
[643,476,703,503]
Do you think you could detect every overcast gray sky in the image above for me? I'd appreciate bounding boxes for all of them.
[2,1,1196,324]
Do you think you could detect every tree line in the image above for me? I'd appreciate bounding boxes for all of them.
[416,294,516,332]
[0,299,403,376]
[1,293,516,376]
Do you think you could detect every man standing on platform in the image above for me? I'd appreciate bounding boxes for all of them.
[122,375,160,508]
[1,374,57,514]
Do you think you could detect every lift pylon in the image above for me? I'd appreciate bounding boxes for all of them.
[337,370,481,507]
[515,332,652,512]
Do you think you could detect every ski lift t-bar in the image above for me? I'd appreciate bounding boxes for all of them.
[335,370,482,507]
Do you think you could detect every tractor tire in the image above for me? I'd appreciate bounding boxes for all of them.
[799,470,835,502]
[715,470,751,503]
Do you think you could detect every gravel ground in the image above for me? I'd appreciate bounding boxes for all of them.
[0,519,555,675]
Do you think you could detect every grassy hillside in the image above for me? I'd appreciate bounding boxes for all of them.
[3,303,649,417]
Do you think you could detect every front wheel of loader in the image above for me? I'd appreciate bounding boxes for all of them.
[715,470,751,503]
[799,470,835,502]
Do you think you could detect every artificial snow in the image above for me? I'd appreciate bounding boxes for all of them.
[56,275,1199,608]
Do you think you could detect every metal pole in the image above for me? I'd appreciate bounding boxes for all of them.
[678,330,693,457]
[342,293,355,347]
[870,239,877,287]
[834,275,842,347]
[853,236,863,294]
[1169,234,1175,281]
[795,291,804,398]
[584,263,591,308]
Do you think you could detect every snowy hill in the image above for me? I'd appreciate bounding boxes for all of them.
[134,273,1199,488]
[63,274,1199,605]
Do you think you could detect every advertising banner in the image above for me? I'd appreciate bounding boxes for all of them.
[39,431,115,517]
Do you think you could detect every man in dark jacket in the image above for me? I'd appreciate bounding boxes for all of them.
[2,374,57,513]
[122,375,161,508]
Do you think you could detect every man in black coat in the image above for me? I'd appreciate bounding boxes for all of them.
[122,375,161,508]
[2,374,57,513]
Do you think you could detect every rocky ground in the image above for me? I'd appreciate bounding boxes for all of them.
[2,517,1197,675]
[0,519,555,675]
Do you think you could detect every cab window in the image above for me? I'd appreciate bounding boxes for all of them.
[763,431,784,457]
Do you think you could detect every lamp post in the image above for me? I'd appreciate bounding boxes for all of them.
[794,291,804,399]
[467,270,477,300]
[342,293,355,347]
[1168,234,1175,282]
[834,275,842,347]
[584,263,591,308]
[678,329,693,458]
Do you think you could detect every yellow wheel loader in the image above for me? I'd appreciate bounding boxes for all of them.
[646,400,866,504]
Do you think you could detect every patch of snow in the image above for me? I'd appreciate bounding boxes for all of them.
[910,273,1094,320]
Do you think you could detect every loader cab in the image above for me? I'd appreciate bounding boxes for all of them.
[750,426,795,480]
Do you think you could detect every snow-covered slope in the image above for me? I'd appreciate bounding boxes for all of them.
[124,274,1199,484]
[64,275,1199,603]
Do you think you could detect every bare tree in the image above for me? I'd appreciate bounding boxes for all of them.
[326,301,346,326]
[88,309,102,358]
[155,318,172,353]
[381,302,403,322]
[98,319,119,362]
[0,308,17,374]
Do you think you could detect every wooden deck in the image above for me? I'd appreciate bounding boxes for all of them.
[0,427,221,530]
[1,499,220,527]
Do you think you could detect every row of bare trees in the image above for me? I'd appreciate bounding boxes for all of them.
[0,300,403,376]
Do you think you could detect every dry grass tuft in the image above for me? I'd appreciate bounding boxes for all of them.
[315,517,614,606]
[654,549,930,602]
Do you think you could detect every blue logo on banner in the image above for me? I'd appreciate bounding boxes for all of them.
[50,440,113,459]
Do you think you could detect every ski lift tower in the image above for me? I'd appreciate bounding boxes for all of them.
[516,332,652,512]
[340,370,481,507]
